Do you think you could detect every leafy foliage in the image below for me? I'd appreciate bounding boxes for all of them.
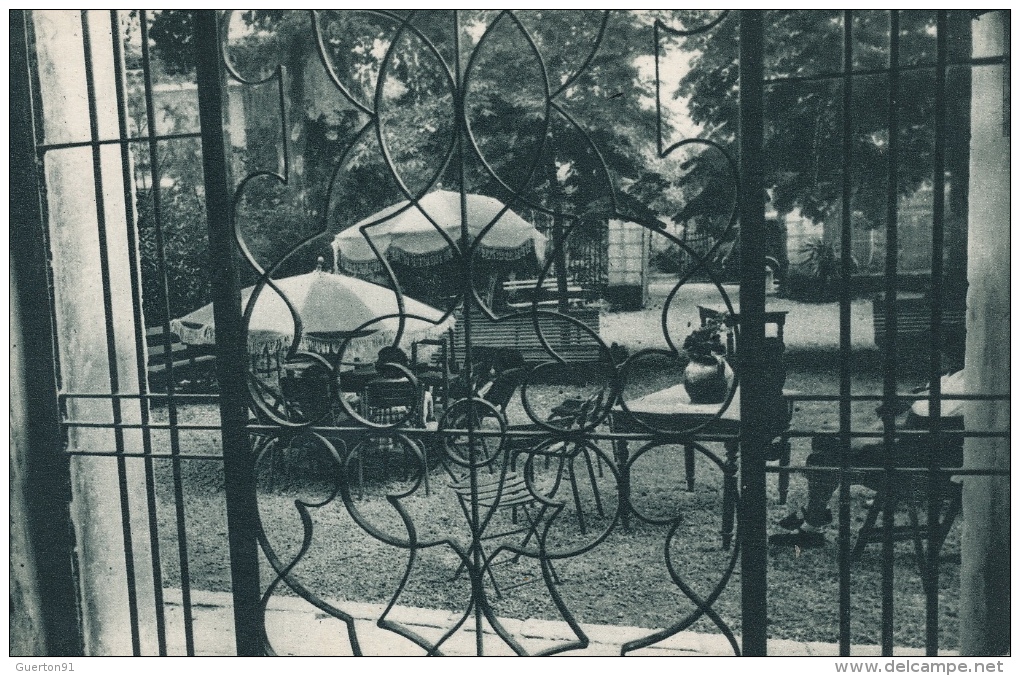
[787,238,858,302]
[148,10,194,74]
[672,10,972,231]
[140,10,691,307]
[682,315,727,361]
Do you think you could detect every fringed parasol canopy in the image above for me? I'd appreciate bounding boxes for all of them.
[332,190,546,274]
[170,270,455,362]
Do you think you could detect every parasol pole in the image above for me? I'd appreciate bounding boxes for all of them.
[545,154,570,312]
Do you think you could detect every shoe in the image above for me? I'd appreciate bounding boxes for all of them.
[768,530,827,548]
[777,511,804,530]
[777,508,832,531]
[807,509,833,528]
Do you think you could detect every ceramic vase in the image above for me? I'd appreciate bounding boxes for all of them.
[683,354,730,404]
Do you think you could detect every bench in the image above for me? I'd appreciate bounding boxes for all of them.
[501,278,591,309]
[453,307,602,364]
[872,296,966,350]
[146,325,216,387]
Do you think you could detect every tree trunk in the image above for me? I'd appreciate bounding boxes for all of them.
[545,155,570,311]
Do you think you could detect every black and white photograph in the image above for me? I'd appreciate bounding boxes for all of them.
[10,9,1011,661]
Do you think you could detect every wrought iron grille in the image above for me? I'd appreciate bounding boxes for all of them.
[11,9,1009,657]
[210,9,752,656]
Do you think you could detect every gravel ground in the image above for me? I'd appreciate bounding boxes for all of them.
[602,278,877,355]
[147,285,960,650]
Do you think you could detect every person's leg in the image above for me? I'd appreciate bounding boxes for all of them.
[800,435,842,527]
[776,435,840,530]
[772,436,882,546]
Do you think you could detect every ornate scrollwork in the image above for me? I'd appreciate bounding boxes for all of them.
[229,9,741,656]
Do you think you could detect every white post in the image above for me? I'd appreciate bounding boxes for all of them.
[959,10,1010,657]
[33,10,158,655]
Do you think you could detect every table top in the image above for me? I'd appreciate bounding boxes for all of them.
[621,383,741,421]
[612,384,797,437]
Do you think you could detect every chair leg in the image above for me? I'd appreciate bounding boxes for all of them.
[684,444,696,492]
[777,437,792,505]
[484,554,503,600]
[720,441,737,550]
[852,494,881,560]
[567,457,588,536]
[407,439,430,496]
[421,441,430,496]
[581,446,605,518]
[932,483,963,553]
[353,447,365,500]
[511,504,559,585]
[853,488,897,560]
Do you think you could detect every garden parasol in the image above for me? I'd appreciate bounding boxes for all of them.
[332,190,547,274]
[170,270,455,362]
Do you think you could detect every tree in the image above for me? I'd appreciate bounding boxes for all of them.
[146,10,685,303]
[671,10,971,294]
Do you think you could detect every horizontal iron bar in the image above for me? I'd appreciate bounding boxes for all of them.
[60,392,220,402]
[66,451,224,461]
[61,449,1008,475]
[36,130,203,153]
[765,465,1009,477]
[241,424,1008,441]
[764,54,1007,86]
[784,429,1010,439]
[57,391,1011,401]
[61,421,223,431]
[59,391,1007,401]
[245,424,740,442]
[62,421,1007,440]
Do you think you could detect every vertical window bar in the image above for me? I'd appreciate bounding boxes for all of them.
[193,9,265,657]
[451,10,484,653]
[925,9,949,657]
[880,9,901,657]
[738,8,768,657]
[138,10,196,655]
[837,8,854,658]
[109,9,167,655]
[80,9,141,655]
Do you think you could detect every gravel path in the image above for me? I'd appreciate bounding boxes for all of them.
[601,279,876,354]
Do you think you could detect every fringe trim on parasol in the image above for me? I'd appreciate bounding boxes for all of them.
[388,244,456,268]
[338,238,538,273]
[476,238,537,262]
[170,320,215,346]
[336,254,385,275]
[171,317,456,364]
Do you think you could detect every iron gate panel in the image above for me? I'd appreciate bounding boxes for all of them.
[17,9,1010,657]
[199,9,756,656]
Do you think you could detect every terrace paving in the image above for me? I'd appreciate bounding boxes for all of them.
[163,589,955,657]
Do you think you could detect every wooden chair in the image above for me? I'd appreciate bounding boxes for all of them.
[356,377,431,496]
[411,331,457,412]
[852,475,963,561]
[506,392,609,536]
